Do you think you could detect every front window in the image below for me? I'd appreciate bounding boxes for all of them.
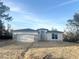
[52,33,58,39]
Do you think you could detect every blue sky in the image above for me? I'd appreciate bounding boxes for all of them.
[3,0,79,31]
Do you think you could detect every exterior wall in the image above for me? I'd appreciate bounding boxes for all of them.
[13,31,63,42]
[13,31,38,42]
[46,32,63,41]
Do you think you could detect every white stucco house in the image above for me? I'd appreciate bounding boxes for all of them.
[13,28,63,42]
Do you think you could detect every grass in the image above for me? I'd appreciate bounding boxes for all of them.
[0,40,79,59]
[24,42,79,59]
[0,40,32,59]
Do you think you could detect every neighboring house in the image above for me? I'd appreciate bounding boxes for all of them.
[13,28,63,42]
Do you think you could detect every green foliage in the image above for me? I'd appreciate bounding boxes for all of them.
[0,2,12,21]
[68,13,79,27]
[74,13,79,23]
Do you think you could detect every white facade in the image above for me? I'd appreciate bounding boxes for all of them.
[13,29,63,42]
[13,31,38,42]
[46,32,63,41]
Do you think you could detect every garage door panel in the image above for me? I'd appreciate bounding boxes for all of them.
[16,34,35,42]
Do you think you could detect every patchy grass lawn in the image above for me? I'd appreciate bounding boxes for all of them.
[0,41,79,59]
[24,42,79,59]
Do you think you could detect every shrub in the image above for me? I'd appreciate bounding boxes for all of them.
[63,33,79,42]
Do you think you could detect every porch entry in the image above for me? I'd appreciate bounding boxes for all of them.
[38,29,47,41]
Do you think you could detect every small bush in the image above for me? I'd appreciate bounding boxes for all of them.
[63,34,79,42]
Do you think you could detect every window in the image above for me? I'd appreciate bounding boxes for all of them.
[52,33,58,39]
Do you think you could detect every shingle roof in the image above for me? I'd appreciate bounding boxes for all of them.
[13,28,37,32]
[47,31,63,33]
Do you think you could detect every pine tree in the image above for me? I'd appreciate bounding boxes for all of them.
[0,1,13,39]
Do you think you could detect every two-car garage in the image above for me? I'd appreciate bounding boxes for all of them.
[15,34,35,42]
[13,31,38,42]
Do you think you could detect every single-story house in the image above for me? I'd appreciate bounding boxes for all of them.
[13,28,63,42]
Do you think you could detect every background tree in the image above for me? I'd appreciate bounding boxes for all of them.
[0,1,12,30]
[5,14,13,31]
[64,13,79,42]
[0,20,3,37]
[0,20,3,29]
[0,1,13,39]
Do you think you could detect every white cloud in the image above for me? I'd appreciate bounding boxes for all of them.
[57,0,78,7]
[23,14,65,31]
[4,1,22,12]
[23,14,42,22]
[48,0,79,9]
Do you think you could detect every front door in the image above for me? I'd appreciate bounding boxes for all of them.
[38,30,47,41]
[40,31,45,40]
